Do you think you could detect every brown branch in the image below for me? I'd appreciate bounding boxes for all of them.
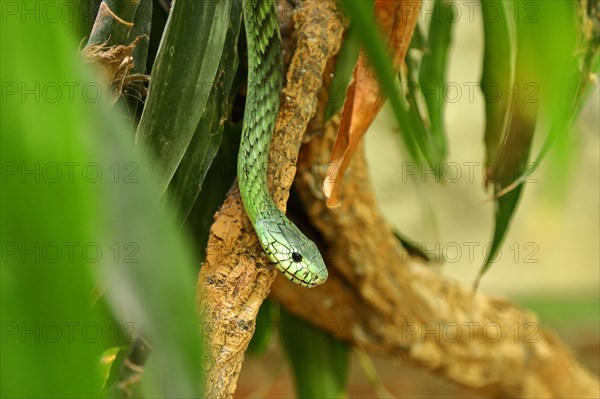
[269,117,600,398]
[196,2,345,398]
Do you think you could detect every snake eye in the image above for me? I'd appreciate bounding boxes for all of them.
[291,252,303,262]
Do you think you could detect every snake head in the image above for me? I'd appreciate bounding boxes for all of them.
[255,218,328,287]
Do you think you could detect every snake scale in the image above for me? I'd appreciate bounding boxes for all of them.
[237,0,328,287]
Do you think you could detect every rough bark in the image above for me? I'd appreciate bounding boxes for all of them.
[197,1,600,398]
[196,2,345,398]
[270,118,599,398]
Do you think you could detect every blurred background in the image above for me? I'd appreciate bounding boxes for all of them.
[235,4,599,397]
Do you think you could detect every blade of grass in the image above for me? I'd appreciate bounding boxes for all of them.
[354,348,396,399]
[419,0,457,159]
[1,14,205,398]
[146,0,170,74]
[187,121,242,263]
[121,0,153,127]
[135,0,231,194]
[495,0,599,196]
[103,337,152,397]
[129,0,152,75]
[247,300,277,356]
[478,0,579,284]
[1,17,113,398]
[477,17,539,285]
[479,0,512,185]
[279,308,350,399]
[401,24,437,173]
[340,0,443,168]
[75,0,102,39]
[166,0,243,225]
[86,0,141,46]
[325,25,361,121]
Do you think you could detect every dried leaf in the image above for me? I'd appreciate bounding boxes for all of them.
[82,36,149,104]
[325,0,421,208]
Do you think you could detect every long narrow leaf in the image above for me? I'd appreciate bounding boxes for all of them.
[247,300,277,356]
[279,308,350,399]
[339,0,436,166]
[75,0,102,39]
[419,0,456,158]
[325,25,361,122]
[87,0,141,46]
[402,23,438,174]
[135,0,231,194]
[129,0,153,76]
[186,121,242,263]
[478,0,579,283]
[480,0,512,185]
[495,0,599,196]
[1,15,205,398]
[166,1,243,224]
[120,0,153,127]
[1,21,112,396]
[327,0,444,206]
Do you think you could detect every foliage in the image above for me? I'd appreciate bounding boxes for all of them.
[1,0,597,398]
[1,5,203,398]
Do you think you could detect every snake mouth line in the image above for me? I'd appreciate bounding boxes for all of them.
[278,263,319,288]
[264,246,320,287]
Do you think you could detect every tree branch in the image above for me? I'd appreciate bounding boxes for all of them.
[270,116,600,398]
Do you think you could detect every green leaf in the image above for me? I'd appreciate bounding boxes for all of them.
[135,0,231,194]
[480,0,512,179]
[1,16,112,398]
[74,0,102,39]
[496,0,600,194]
[340,1,426,167]
[279,308,350,399]
[1,13,204,398]
[393,230,433,263]
[419,0,457,158]
[478,0,579,283]
[325,25,361,121]
[146,0,170,73]
[129,0,153,76]
[120,0,153,128]
[86,0,142,46]
[103,338,152,398]
[166,0,243,225]
[187,121,242,263]
[247,300,277,357]
[402,24,439,174]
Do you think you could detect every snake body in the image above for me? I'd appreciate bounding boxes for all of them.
[238,0,328,287]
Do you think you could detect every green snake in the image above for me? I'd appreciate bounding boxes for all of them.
[238,0,328,287]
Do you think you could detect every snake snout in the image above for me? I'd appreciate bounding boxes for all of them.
[307,254,328,286]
